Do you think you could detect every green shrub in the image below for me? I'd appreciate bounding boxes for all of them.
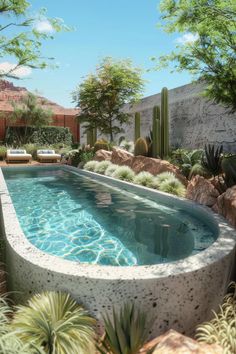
[22,144,47,160]
[134,137,148,156]
[83,160,99,172]
[105,164,119,176]
[155,171,175,184]
[196,282,236,353]
[0,146,7,160]
[189,163,211,179]
[11,291,96,354]
[159,176,186,197]
[94,160,111,174]
[170,148,204,178]
[134,171,157,188]
[119,140,134,153]
[112,166,135,182]
[5,126,73,146]
[97,302,152,354]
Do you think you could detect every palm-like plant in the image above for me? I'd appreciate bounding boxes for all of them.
[97,302,152,354]
[11,292,96,354]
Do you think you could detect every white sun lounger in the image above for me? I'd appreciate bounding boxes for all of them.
[37,149,61,162]
[6,149,32,163]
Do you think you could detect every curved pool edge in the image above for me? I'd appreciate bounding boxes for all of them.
[1,165,236,336]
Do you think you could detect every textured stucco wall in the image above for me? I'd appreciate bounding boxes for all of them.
[80,82,236,152]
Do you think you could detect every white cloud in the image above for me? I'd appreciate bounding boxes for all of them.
[176,33,199,44]
[34,20,54,33]
[0,62,32,78]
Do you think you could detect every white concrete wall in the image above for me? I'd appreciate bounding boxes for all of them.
[80,82,236,152]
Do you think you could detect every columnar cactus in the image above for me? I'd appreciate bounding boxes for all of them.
[86,130,93,146]
[161,87,169,158]
[152,105,161,158]
[134,137,148,156]
[134,112,141,142]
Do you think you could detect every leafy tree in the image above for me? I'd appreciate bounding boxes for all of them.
[9,92,53,144]
[0,0,69,79]
[157,0,236,112]
[73,57,144,142]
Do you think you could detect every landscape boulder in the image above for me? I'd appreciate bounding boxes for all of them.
[94,149,112,161]
[139,329,223,354]
[212,186,236,227]
[131,156,188,186]
[111,147,134,167]
[186,175,219,206]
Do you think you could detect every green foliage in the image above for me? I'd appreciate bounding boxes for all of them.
[157,0,236,112]
[12,291,96,354]
[97,302,151,354]
[105,164,120,177]
[0,145,7,159]
[189,163,211,179]
[221,154,236,187]
[152,106,161,158]
[5,126,73,146]
[161,87,169,158]
[159,176,186,197]
[134,137,148,156]
[202,144,223,177]
[94,140,109,152]
[83,160,99,172]
[94,161,112,174]
[119,140,134,153]
[134,171,159,189]
[170,148,204,178]
[112,166,135,182]
[73,57,144,141]
[134,112,141,142]
[196,282,236,353]
[0,1,69,79]
[155,171,175,184]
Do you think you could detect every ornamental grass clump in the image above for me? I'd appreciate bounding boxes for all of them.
[134,171,157,188]
[155,171,175,184]
[105,164,119,177]
[196,282,236,354]
[112,166,135,182]
[159,176,186,197]
[11,291,96,354]
[83,160,99,172]
[94,160,111,175]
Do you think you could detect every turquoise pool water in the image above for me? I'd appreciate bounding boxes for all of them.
[2,167,216,266]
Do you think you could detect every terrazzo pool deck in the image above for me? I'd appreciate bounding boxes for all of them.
[0,165,236,336]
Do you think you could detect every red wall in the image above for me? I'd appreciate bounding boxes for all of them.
[0,113,80,143]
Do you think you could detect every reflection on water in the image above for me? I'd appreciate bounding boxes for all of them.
[3,168,216,266]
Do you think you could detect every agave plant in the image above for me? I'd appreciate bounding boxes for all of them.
[159,176,186,197]
[196,282,236,354]
[94,161,112,174]
[83,160,99,172]
[202,144,223,177]
[11,292,96,354]
[112,166,135,182]
[105,164,119,177]
[97,302,152,354]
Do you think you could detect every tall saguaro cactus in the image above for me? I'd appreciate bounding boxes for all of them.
[161,87,169,158]
[152,105,161,158]
[134,112,141,142]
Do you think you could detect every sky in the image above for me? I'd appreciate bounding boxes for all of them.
[1,0,193,108]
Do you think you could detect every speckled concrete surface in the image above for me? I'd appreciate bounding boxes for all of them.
[1,165,236,337]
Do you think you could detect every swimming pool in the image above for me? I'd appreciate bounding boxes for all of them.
[3,166,216,266]
[1,165,235,337]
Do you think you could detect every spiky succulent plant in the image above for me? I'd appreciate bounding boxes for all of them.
[134,171,157,188]
[105,164,119,177]
[97,302,152,354]
[158,176,186,197]
[83,160,99,172]
[155,171,175,184]
[112,166,135,182]
[196,282,236,354]
[94,160,112,174]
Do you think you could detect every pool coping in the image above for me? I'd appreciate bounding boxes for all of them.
[0,164,236,280]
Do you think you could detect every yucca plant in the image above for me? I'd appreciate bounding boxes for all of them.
[134,171,157,188]
[94,161,112,174]
[97,302,153,354]
[11,292,96,354]
[112,166,135,182]
[159,176,186,197]
[196,282,236,354]
[105,164,120,177]
[202,144,223,177]
[83,160,99,172]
